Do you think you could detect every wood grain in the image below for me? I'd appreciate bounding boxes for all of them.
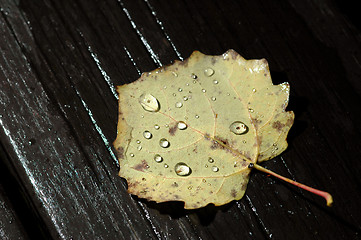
[0,0,360,239]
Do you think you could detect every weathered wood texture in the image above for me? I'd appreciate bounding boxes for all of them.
[0,0,360,239]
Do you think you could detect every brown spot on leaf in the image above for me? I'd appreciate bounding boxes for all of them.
[231,189,237,198]
[228,49,238,60]
[210,136,229,150]
[127,180,140,190]
[115,147,124,159]
[253,118,263,128]
[133,160,149,172]
[178,58,189,67]
[272,121,285,132]
[204,133,211,140]
[168,122,178,136]
[286,117,294,127]
[244,151,252,160]
[210,141,219,150]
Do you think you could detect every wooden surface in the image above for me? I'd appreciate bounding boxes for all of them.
[1,0,361,239]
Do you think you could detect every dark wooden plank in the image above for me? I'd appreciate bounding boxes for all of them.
[0,148,30,240]
[0,0,360,239]
[0,184,28,240]
[0,143,51,239]
[0,0,159,239]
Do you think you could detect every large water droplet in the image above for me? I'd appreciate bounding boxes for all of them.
[212,166,219,172]
[139,93,160,112]
[159,138,170,148]
[175,102,183,108]
[175,162,191,176]
[177,121,187,130]
[229,121,248,135]
[154,154,163,163]
[204,68,214,77]
[143,131,153,139]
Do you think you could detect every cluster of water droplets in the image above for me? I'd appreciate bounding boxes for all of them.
[135,67,253,178]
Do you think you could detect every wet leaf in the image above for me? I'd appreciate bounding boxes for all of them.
[114,50,294,209]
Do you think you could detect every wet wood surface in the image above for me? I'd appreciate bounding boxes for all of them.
[1,0,361,239]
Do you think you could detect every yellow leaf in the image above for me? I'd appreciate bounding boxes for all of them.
[114,50,294,209]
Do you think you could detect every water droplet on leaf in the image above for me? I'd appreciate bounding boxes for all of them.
[154,124,160,130]
[208,157,214,163]
[139,93,160,112]
[137,145,142,151]
[177,121,187,130]
[229,121,248,135]
[159,138,170,148]
[195,115,199,119]
[191,73,197,79]
[211,97,216,101]
[202,89,206,93]
[175,102,183,108]
[178,88,183,92]
[143,131,153,139]
[175,162,191,176]
[130,153,135,157]
[212,166,219,172]
[204,68,215,77]
[154,154,163,163]
[213,80,218,84]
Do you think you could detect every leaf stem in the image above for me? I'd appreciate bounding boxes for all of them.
[253,164,333,207]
